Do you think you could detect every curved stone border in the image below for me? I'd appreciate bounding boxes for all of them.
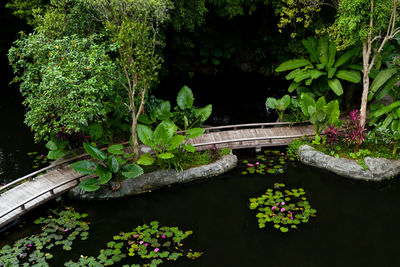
[298,145,400,181]
[68,154,237,200]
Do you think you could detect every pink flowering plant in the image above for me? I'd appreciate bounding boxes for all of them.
[241,150,288,175]
[249,183,317,233]
[66,221,202,266]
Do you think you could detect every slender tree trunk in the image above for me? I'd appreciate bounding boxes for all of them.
[360,40,371,128]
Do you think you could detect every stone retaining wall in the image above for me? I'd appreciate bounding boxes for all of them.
[68,154,237,200]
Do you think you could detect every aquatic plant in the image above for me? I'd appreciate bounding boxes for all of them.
[249,183,317,232]
[241,150,287,175]
[0,208,89,266]
[65,221,202,266]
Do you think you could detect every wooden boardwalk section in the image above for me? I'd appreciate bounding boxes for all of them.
[0,122,314,229]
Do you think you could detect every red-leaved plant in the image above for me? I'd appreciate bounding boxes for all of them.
[324,124,340,148]
[345,110,366,148]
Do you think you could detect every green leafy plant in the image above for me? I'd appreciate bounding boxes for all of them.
[45,137,70,160]
[71,143,143,192]
[286,138,312,160]
[64,221,202,267]
[299,93,340,137]
[249,183,317,233]
[266,95,291,122]
[275,35,361,97]
[137,121,204,171]
[349,149,371,169]
[0,208,89,266]
[241,150,288,175]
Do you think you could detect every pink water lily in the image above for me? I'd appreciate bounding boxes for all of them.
[281,201,285,205]
[161,235,166,238]
[248,164,254,167]
[139,241,144,244]
[271,206,277,210]
[129,242,134,245]
[154,248,160,252]
[145,243,149,247]
[281,208,285,212]
[256,162,260,165]
[290,217,293,220]
[134,234,138,238]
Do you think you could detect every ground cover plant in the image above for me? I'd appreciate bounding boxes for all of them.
[249,183,317,233]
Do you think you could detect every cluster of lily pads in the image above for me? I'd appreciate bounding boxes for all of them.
[241,150,288,175]
[0,208,89,266]
[27,151,49,169]
[249,183,317,232]
[65,221,202,266]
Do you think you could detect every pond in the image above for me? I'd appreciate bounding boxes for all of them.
[2,156,400,267]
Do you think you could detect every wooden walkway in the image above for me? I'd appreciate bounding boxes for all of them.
[0,122,314,229]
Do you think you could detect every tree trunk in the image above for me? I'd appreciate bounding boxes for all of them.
[131,110,139,160]
[360,40,370,128]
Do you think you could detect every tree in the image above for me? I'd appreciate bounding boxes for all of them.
[332,0,400,127]
[83,0,173,157]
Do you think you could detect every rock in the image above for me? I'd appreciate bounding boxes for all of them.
[298,145,400,181]
[68,154,237,200]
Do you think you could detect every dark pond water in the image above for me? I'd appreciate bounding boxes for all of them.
[2,158,400,267]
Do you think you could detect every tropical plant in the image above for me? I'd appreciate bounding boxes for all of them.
[71,143,143,192]
[249,183,317,233]
[136,121,205,171]
[266,95,291,122]
[299,93,341,138]
[324,124,340,148]
[331,0,400,127]
[0,208,89,266]
[345,110,366,148]
[139,86,212,131]
[275,35,361,97]
[64,221,202,266]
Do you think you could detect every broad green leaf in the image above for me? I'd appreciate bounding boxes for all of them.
[376,75,400,100]
[107,144,124,155]
[89,124,103,140]
[327,67,337,79]
[334,47,360,67]
[45,140,58,150]
[108,156,119,173]
[391,120,399,131]
[156,101,172,121]
[288,81,301,92]
[344,64,363,71]
[138,114,153,125]
[185,128,205,139]
[83,142,107,161]
[47,150,66,160]
[300,93,316,117]
[293,70,314,83]
[301,37,319,63]
[278,95,291,110]
[315,97,326,110]
[266,97,278,109]
[326,100,340,124]
[327,40,336,68]
[194,104,212,122]
[137,124,154,147]
[71,160,96,175]
[137,153,155,166]
[285,69,302,80]
[158,152,175,159]
[371,101,400,118]
[327,78,343,96]
[79,178,100,192]
[335,70,361,83]
[154,121,176,146]
[183,143,195,153]
[382,113,394,129]
[275,59,312,72]
[167,135,185,151]
[177,85,194,109]
[370,68,398,94]
[318,35,329,66]
[96,165,112,184]
[122,164,144,179]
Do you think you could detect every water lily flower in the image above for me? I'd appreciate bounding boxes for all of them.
[271,206,277,210]
[145,243,149,247]
[281,202,285,205]
[40,154,44,158]
[161,235,166,238]
[154,248,159,252]
[19,254,23,257]
[1,182,6,186]
[256,162,260,165]
[134,234,138,238]
[281,153,284,155]
[27,244,32,247]
[139,241,144,244]
[248,164,254,167]
[129,242,134,245]
[290,217,293,220]
[63,229,68,232]
[281,208,285,212]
